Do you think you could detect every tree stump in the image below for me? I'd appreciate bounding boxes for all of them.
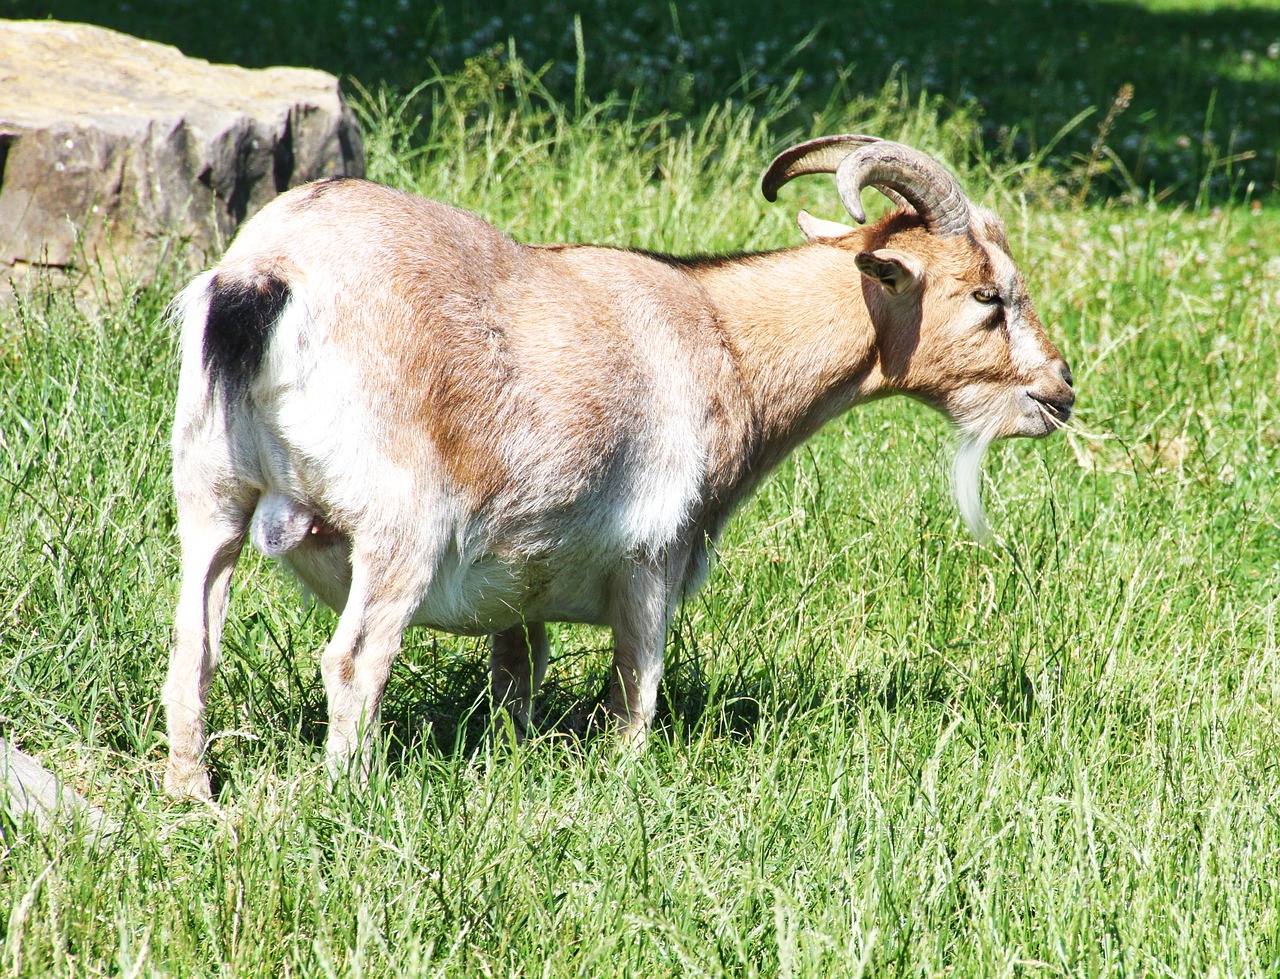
[0,19,365,301]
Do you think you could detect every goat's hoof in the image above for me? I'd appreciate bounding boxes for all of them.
[609,718,651,753]
[164,763,212,801]
[324,749,374,791]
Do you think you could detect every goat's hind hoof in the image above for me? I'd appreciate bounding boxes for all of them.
[163,763,213,802]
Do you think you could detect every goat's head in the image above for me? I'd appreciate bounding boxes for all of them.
[762,135,1074,535]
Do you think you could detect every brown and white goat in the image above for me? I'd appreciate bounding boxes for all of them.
[163,135,1073,798]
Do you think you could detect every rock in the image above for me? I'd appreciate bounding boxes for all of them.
[0,736,117,842]
[0,20,365,301]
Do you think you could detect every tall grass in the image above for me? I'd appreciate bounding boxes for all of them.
[3,47,1280,979]
[13,0,1280,201]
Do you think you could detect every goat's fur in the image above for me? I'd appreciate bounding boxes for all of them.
[163,141,1073,798]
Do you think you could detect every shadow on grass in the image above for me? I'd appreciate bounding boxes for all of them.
[377,636,1044,771]
[197,598,1053,791]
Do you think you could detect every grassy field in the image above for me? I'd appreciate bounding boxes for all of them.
[12,0,1280,201]
[4,1,1280,976]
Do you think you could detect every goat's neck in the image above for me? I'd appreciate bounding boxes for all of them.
[691,245,883,479]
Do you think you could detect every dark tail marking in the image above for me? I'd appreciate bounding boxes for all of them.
[202,273,291,403]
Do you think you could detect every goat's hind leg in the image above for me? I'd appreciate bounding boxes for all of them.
[320,549,429,784]
[490,622,550,742]
[163,496,248,799]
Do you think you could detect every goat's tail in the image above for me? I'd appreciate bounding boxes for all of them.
[200,271,291,405]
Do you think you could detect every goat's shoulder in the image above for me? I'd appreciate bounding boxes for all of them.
[525,242,722,327]
[532,241,702,281]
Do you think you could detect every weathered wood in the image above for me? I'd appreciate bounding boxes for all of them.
[0,19,365,301]
[0,736,116,840]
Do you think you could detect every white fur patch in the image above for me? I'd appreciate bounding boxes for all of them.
[620,307,705,555]
[951,434,992,540]
[259,285,416,523]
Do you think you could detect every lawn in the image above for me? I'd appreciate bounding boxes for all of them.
[3,1,1280,975]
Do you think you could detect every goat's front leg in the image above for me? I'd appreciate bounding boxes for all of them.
[490,622,549,741]
[607,556,682,745]
[320,553,426,784]
[162,507,246,799]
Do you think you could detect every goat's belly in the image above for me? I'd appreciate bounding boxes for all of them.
[281,540,611,635]
[407,551,612,633]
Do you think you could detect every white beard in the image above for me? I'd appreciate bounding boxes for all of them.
[951,433,993,540]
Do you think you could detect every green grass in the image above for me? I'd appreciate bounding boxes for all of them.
[9,0,1280,201]
[5,5,1280,976]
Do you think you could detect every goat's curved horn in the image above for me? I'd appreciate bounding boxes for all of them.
[761,135,971,238]
[834,141,971,237]
[761,135,882,202]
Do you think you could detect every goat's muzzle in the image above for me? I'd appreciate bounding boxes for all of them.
[1027,362,1075,431]
[1029,390,1074,423]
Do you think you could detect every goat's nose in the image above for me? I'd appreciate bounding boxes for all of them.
[1059,361,1074,388]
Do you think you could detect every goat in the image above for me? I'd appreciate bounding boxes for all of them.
[163,134,1074,798]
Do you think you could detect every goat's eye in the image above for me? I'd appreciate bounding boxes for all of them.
[973,288,1001,305]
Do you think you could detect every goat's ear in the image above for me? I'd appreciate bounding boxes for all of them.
[797,209,856,242]
[855,249,924,295]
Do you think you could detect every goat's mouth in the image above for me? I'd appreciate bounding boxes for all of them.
[1028,391,1073,428]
